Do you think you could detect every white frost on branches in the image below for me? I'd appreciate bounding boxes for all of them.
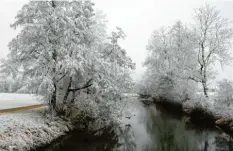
[141,4,233,102]
[1,0,135,120]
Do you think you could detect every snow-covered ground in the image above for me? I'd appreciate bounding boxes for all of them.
[0,93,71,151]
[0,93,42,109]
[0,108,45,133]
[0,108,73,151]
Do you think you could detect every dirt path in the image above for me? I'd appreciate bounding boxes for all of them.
[0,104,44,113]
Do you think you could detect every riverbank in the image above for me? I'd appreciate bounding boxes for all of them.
[0,108,74,151]
[141,96,233,135]
[31,96,233,151]
[0,97,125,151]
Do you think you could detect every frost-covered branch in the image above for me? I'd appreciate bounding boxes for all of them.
[68,79,93,92]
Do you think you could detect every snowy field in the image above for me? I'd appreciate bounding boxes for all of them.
[0,93,42,109]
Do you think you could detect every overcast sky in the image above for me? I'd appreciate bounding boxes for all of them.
[0,0,233,82]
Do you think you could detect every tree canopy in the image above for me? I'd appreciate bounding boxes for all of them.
[142,4,233,101]
[1,0,135,116]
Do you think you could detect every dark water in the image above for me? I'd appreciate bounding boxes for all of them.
[36,97,233,151]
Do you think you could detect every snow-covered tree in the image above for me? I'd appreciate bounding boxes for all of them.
[142,4,233,101]
[192,4,233,97]
[88,27,135,120]
[2,1,98,111]
[2,0,135,116]
[143,21,198,101]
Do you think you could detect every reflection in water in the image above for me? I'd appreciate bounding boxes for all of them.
[36,126,119,151]
[36,97,233,151]
[215,136,233,151]
[143,107,209,151]
[117,125,136,151]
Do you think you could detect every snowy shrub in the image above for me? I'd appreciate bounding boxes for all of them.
[143,72,198,103]
[156,75,174,99]
[215,79,233,107]
[172,78,198,102]
[71,91,126,131]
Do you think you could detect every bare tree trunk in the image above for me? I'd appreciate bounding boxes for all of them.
[64,77,76,104]
[49,0,57,112]
[200,41,208,98]
[50,83,57,111]
[202,82,208,98]
[202,68,208,98]
[63,77,72,103]
[51,51,57,111]
[50,51,57,110]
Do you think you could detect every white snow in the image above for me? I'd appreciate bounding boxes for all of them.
[0,109,45,133]
[0,93,42,109]
[0,93,71,151]
[0,108,73,151]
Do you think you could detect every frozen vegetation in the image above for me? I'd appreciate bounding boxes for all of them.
[0,0,135,117]
[0,108,73,151]
[0,94,139,151]
[140,4,233,107]
[138,3,233,129]
[0,0,135,150]
[0,0,233,150]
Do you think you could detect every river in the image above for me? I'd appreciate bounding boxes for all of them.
[35,96,233,151]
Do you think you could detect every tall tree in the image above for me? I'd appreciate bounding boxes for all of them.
[2,1,101,111]
[192,4,233,97]
[2,0,135,116]
[144,21,197,100]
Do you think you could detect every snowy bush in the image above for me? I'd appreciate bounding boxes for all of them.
[215,79,233,107]
[141,72,198,103]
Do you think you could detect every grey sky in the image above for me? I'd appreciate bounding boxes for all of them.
[0,0,233,82]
